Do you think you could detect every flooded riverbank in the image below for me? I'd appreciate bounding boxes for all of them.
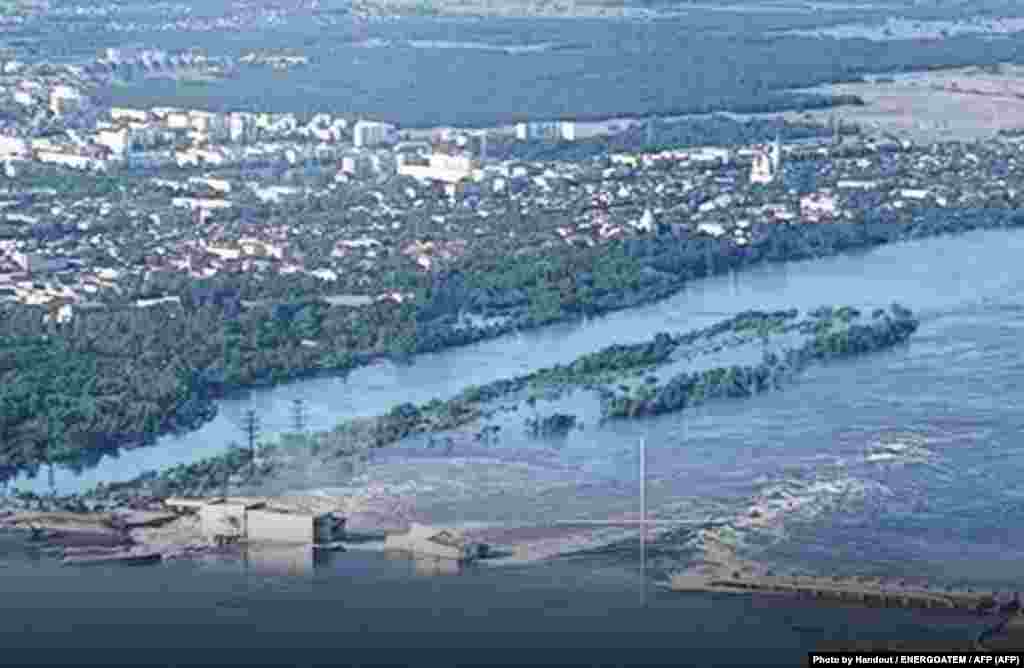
[9,226,1024,592]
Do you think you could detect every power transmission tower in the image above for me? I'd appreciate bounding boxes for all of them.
[241,409,260,477]
[291,397,314,455]
[291,398,307,434]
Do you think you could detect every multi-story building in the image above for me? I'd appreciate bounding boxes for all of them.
[515,120,566,141]
[800,192,838,222]
[189,111,229,141]
[560,121,576,141]
[228,112,254,143]
[95,128,131,158]
[0,136,28,158]
[110,107,150,123]
[49,85,84,116]
[353,120,397,148]
[397,152,476,183]
[750,137,782,185]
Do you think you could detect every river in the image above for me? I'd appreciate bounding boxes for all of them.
[12,226,1024,586]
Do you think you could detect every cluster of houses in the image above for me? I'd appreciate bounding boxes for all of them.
[3,122,1023,319]
[3,43,1024,320]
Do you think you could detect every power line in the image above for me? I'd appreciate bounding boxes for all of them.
[552,438,696,606]
[241,409,260,477]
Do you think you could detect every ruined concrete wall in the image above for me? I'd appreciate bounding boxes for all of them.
[199,504,247,540]
[246,510,315,544]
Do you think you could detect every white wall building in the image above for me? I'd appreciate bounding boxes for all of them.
[188,111,228,141]
[750,149,774,185]
[353,120,397,148]
[95,128,131,157]
[800,192,838,222]
[12,90,35,107]
[37,152,107,171]
[166,112,191,130]
[228,112,253,143]
[172,197,233,211]
[0,136,28,158]
[836,180,878,190]
[110,107,149,123]
[397,152,476,184]
[49,85,84,116]
[515,120,561,141]
[691,147,731,164]
[750,137,782,185]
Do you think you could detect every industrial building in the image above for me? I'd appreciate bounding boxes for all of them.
[175,498,345,546]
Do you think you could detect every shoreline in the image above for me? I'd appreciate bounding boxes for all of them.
[10,211,1023,488]
[1,304,916,507]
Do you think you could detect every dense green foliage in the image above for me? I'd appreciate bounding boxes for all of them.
[1,207,1016,480]
[0,299,404,477]
[0,304,919,510]
[601,304,919,419]
[525,412,577,438]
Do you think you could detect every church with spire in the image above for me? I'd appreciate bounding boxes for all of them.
[750,134,782,185]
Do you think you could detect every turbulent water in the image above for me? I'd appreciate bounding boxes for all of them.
[14,227,1024,587]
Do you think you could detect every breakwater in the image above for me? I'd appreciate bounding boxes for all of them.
[668,573,1017,615]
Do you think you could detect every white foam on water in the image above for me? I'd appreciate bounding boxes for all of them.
[683,473,894,573]
[865,433,936,465]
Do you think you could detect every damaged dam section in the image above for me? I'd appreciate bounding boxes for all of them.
[2,296,1023,637]
[0,304,928,589]
[1,303,918,511]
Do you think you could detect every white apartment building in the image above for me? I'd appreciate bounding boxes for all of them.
[95,128,131,157]
[397,152,476,184]
[0,137,28,158]
[110,107,150,123]
[560,121,576,141]
[353,120,397,148]
[172,197,233,211]
[228,112,254,143]
[49,85,84,116]
[800,192,838,222]
[37,152,107,171]
[12,90,35,107]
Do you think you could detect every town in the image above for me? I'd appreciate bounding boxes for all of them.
[2,45,1023,321]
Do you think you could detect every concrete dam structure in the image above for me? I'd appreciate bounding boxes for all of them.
[668,573,1017,614]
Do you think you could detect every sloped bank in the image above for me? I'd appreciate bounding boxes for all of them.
[1,205,1016,482]
[1,304,918,517]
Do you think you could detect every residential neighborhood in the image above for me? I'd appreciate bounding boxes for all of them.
[1,51,1022,323]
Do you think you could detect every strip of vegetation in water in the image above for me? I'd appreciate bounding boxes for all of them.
[601,304,917,418]
[0,206,1012,480]
[0,305,917,513]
